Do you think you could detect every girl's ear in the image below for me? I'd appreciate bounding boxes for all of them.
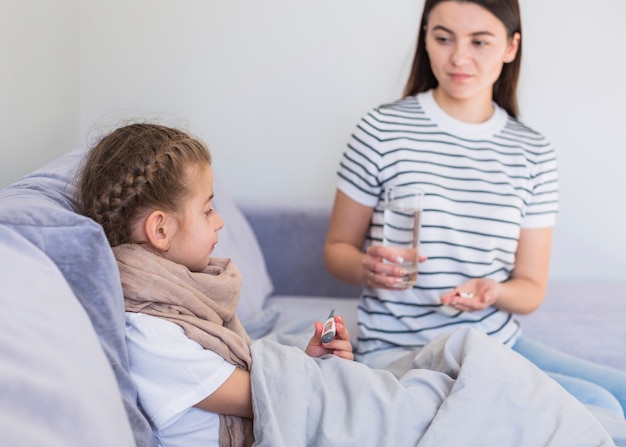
[143,210,171,252]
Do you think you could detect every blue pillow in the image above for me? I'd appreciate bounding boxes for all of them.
[0,225,136,446]
[0,149,156,447]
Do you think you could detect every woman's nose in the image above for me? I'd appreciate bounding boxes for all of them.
[450,43,470,66]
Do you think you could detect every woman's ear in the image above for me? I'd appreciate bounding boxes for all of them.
[504,32,521,63]
[143,210,171,252]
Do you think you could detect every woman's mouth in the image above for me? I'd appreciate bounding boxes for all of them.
[449,72,472,82]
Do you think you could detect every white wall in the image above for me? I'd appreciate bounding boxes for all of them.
[518,1,626,281]
[2,0,625,281]
[77,0,422,200]
[0,0,80,183]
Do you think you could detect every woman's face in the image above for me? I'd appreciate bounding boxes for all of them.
[424,1,519,111]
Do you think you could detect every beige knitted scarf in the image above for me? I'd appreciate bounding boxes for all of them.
[113,244,254,447]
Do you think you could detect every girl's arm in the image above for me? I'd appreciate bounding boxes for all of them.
[193,313,355,419]
[194,368,253,419]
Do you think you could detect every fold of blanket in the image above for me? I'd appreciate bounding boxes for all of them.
[250,327,616,447]
[114,244,253,447]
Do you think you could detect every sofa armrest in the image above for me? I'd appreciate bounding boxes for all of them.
[240,202,360,298]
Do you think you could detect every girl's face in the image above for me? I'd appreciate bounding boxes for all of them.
[424,1,519,113]
[165,162,224,272]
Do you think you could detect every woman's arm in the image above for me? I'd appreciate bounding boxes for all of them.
[324,190,372,285]
[440,227,553,315]
[498,226,553,314]
[324,190,419,289]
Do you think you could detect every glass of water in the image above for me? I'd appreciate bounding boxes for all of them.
[383,185,424,287]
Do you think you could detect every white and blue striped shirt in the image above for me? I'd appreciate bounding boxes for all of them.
[337,90,559,357]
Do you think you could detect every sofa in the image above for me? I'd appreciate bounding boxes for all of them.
[1,148,625,447]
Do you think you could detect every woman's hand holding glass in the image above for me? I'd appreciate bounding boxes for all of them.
[362,245,428,290]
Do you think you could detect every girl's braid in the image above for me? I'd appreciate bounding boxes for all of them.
[76,123,211,247]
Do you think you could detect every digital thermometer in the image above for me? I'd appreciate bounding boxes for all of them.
[321,309,336,343]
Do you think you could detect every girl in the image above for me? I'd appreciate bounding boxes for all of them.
[76,123,353,447]
[324,0,626,417]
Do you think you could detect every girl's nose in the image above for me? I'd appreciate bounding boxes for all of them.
[215,212,225,232]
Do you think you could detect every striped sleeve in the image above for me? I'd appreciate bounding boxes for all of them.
[501,120,559,228]
[337,110,386,206]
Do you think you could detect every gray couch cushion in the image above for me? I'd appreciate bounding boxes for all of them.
[0,149,156,447]
[0,225,136,446]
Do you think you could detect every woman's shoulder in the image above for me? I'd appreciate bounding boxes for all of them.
[501,114,553,150]
[506,114,544,136]
[356,95,428,130]
[371,95,421,115]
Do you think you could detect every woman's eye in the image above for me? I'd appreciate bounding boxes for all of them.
[205,209,214,217]
[435,36,451,44]
[473,40,487,47]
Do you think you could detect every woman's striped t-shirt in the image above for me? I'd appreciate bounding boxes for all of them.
[336,89,559,357]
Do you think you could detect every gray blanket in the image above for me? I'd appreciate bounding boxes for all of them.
[250,327,616,446]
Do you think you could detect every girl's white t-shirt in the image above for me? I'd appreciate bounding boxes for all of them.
[125,312,236,447]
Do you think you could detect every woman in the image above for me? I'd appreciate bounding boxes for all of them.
[324,0,626,417]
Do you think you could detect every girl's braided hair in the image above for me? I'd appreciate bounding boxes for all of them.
[76,123,212,247]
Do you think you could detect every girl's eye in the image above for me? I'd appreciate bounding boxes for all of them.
[435,36,451,44]
[473,40,488,47]
[205,209,214,217]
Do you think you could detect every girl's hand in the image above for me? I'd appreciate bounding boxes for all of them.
[440,278,500,312]
[362,245,427,290]
[305,315,354,361]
